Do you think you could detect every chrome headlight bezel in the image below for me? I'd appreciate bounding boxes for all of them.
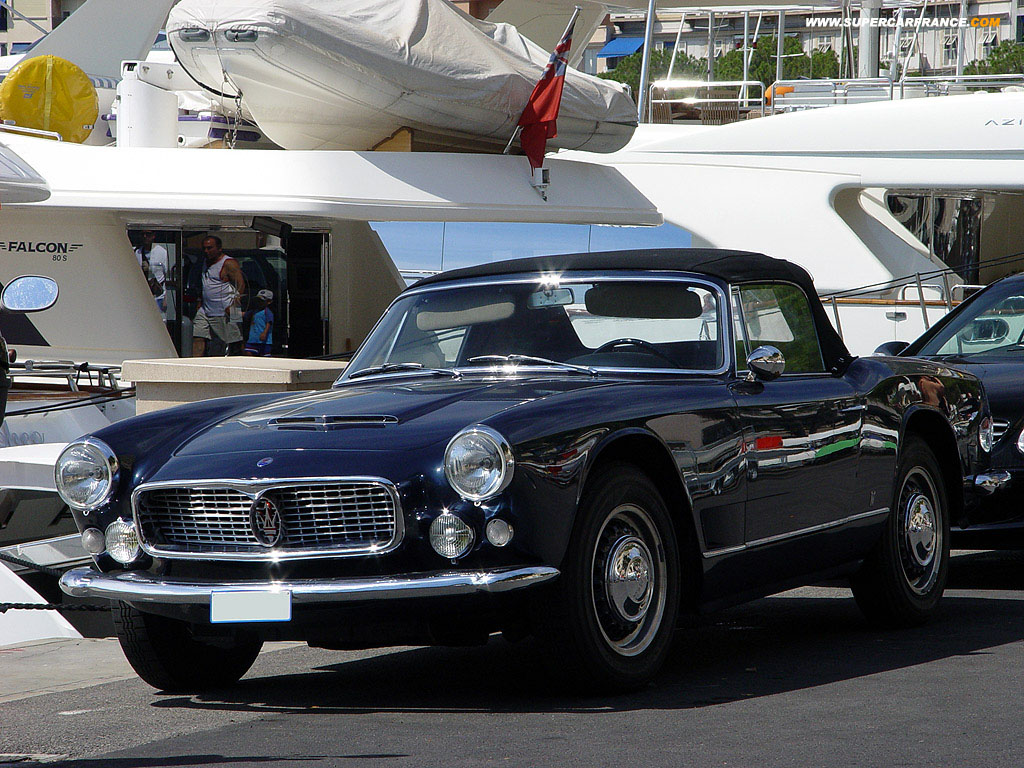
[980,416,994,453]
[444,425,514,502]
[1017,425,1024,456]
[54,437,119,511]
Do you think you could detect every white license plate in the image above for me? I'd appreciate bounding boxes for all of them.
[210,590,292,623]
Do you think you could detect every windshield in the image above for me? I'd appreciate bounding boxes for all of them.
[340,277,724,380]
[914,279,1024,358]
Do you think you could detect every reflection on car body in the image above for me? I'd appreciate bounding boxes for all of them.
[57,250,996,692]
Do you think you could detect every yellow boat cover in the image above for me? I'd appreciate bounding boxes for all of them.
[0,55,98,143]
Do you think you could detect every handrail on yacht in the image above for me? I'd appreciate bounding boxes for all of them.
[0,122,63,141]
[768,74,1024,114]
[10,360,124,392]
[646,79,766,124]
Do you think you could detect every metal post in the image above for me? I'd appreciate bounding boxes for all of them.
[901,0,930,82]
[667,11,686,81]
[708,10,716,82]
[859,0,882,78]
[941,271,954,310]
[742,11,750,103]
[890,6,905,84]
[776,10,785,82]
[831,297,844,339]
[915,272,931,329]
[637,0,658,121]
[843,0,857,78]
[0,0,48,35]
[956,0,968,76]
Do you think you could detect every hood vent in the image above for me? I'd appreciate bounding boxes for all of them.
[269,415,399,431]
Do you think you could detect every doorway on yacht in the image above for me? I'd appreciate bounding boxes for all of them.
[127,226,330,358]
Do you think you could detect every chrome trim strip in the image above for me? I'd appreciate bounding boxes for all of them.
[131,476,405,562]
[340,273,733,382]
[702,507,890,559]
[59,565,560,605]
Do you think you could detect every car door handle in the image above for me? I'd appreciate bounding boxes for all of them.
[840,404,866,413]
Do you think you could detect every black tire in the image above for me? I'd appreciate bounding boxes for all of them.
[113,601,263,692]
[851,436,950,627]
[535,462,681,691]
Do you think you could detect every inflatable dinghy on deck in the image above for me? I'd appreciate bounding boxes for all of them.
[166,0,637,153]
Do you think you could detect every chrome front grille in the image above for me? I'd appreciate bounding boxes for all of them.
[133,478,403,560]
[993,419,1011,443]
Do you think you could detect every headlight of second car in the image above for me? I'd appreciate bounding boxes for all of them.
[55,438,119,511]
[444,425,514,501]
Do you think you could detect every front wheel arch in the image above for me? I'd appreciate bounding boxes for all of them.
[902,407,965,528]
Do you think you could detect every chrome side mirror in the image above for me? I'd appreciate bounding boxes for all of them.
[0,275,58,313]
[746,345,785,382]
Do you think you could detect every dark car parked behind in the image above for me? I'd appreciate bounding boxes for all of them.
[881,273,1023,547]
[58,250,995,692]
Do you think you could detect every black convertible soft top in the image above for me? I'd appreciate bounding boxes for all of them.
[413,248,854,373]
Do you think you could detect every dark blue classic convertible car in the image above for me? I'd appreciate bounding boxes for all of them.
[58,250,997,692]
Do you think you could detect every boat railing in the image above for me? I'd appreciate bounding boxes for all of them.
[0,122,63,141]
[768,74,1024,114]
[646,79,766,124]
[9,360,125,392]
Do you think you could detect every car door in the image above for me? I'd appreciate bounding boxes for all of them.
[729,282,863,574]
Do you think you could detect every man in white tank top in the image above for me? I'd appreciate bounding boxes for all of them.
[191,235,247,356]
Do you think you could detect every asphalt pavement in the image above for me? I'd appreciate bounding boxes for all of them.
[2,550,1024,767]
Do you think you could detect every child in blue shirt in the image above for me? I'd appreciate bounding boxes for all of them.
[244,289,274,356]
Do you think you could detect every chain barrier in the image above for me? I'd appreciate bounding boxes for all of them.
[0,550,110,614]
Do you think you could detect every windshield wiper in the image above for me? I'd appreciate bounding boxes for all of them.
[466,354,599,376]
[347,362,460,380]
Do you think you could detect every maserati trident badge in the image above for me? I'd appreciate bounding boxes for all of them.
[251,495,284,547]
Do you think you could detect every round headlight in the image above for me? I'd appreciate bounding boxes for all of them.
[444,426,514,501]
[55,438,118,511]
[105,519,140,564]
[1017,425,1024,456]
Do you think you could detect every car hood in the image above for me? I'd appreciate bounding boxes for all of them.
[173,375,615,457]
[926,358,1024,418]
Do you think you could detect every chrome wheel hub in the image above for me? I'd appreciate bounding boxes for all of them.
[604,535,654,623]
[905,493,936,568]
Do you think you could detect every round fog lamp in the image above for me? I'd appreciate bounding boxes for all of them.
[429,513,474,559]
[105,519,140,564]
[485,518,514,547]
[80,527,105,555]
[980,416,994,453]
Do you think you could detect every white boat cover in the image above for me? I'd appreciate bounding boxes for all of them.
[167,0,637,152]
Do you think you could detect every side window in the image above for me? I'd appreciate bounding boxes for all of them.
[736,283,825,374]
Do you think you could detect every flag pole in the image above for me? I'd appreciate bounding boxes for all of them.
[504,5,581,156]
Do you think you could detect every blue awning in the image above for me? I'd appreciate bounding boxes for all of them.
[596,37,644,58]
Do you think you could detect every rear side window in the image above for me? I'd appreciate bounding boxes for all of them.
[736,283,824,374]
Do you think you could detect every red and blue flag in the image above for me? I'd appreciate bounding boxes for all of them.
[517,7,581,171]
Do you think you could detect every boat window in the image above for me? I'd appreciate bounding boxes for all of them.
[735,283,824,374]
[342,278,724,377]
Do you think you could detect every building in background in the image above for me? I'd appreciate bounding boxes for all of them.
[584,1,1017,78]
[0,0,87,56]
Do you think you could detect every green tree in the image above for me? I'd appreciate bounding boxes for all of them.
[717,36,839,86]
[597,48,708,99]
[965,40,1024,75]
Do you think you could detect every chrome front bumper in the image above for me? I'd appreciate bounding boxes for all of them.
[59,565,560,606]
